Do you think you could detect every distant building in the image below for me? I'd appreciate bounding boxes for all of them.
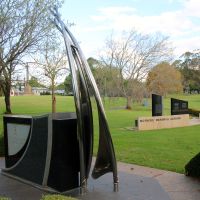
[10,86,50,96]
[32,87,50,95]
[55,89,66,95]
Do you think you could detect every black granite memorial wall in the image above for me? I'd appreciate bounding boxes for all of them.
[2,113,80,192]
[171,98,188,115]
[152,94,163,116]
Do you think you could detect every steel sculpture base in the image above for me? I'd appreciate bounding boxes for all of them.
[114,182,119,192]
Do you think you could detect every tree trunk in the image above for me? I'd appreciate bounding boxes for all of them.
[52,80,56,113]
[4,83,12,114]
[126,96,132,110]
[52,95,56,113]
[0,87,3,96]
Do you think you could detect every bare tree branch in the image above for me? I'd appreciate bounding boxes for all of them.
[0,0,63,113]
[99,30,173,109]
[32,36,67,113]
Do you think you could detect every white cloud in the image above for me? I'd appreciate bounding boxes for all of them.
[91,6,136,22]
[173,36,200,56]
[87,2,200,56]
[80,25,110,32]
[98,6,136,16]
[91,7,195,37]
[183,0,200,17]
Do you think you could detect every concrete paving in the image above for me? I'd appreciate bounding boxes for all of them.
[0,157,200,200]
[0,158,171,200]
[118,162,200,200]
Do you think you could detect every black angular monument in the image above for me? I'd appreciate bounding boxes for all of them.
[152,94,163,116]
[171,98,188,115]
[2,8,118,193]
[3,113,79,192]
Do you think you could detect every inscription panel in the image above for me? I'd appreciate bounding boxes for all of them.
[137,114,189,131]
[7,123,30,156]
[171,98,188,115]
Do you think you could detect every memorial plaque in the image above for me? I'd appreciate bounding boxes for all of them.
[171,98,188,115]
[7,123,30,156]
[3,115,32,168]
[152,94,163,116]
[137,114,189,130]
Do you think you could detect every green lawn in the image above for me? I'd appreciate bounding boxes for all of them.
[0,94,200,173]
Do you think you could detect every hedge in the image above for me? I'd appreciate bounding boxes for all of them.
[188,108,200,117]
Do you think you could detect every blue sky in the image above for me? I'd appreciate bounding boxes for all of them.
[60,0,200,59]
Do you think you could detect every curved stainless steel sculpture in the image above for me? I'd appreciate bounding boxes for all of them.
[51,8,119,191]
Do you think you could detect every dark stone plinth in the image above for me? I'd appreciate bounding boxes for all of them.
[171,98,188,115]
[152,94,163,117]
[3,113,79,192]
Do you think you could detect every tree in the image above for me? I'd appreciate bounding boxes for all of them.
[174,50,200,93]
[146,62,183,96]
[88,57,121,97]
[64,74,73,95]
[56,82,65,90]
[29,76,45,88]
[100,30,173,109]
[34,38,67,113]
[94,66,121,97]
[0,0,62,113]
[87,57,100,74]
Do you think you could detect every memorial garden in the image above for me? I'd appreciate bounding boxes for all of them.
[1,0,200,199]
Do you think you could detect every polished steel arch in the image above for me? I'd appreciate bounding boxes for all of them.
[51,8,119,191]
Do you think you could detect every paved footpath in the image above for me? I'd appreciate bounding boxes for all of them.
[117,162,200,200]
[0,157,200,200]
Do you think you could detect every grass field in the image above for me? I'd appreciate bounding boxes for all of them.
[0,94,200,174]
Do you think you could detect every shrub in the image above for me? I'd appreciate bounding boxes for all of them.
[185,152,200,177]
[41,195,77,200]
[40,91,51,95]
[188,108,200,117]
